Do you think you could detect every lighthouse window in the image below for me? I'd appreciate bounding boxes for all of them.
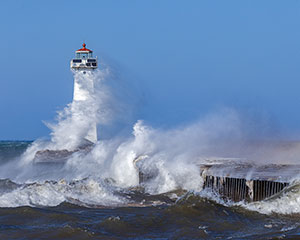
[87,59,96,63]
[81,53,88,59]
[73,59,82,63]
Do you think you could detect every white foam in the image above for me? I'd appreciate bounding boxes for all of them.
[13,109,243,191]
[0,179,125,208]
[46,70,113,150]
[5,64,300,211]
[240,181,300,215]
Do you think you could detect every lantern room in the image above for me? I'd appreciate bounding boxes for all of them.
[70,43,98,70]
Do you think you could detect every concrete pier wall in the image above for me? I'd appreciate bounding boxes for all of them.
[203,175,289,202]
[137,162,295,202]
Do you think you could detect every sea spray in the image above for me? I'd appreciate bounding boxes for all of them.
[0,66,299,213]
[46,70,113,150]
[9,108,244,186]
[62,110,243,193]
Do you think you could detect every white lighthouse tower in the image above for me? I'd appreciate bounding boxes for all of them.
[70,43,98,145]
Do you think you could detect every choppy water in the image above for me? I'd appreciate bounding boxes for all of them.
[1,70,300,239]
[0,141,299,239]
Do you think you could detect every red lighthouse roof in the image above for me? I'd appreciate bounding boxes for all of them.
[76,43,92,52]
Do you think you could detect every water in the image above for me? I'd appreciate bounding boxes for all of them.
[1,69,300,239]
[0,142,299,239]
[1,198,299,240]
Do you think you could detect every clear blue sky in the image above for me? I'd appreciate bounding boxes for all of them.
[1,0,300,140]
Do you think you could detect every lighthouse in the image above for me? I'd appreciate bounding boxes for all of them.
[70,43,98,71]
[33,43,99,162]
[70,43,98,144]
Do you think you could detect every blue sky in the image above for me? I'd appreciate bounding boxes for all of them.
[1,0,300,140]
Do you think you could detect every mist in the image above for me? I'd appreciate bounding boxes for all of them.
[0,65,299,209]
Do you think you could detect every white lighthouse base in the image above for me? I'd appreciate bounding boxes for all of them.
[72,70,98,145]
[33,70,99,163]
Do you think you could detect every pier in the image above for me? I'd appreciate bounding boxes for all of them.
[138,161,299,202]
